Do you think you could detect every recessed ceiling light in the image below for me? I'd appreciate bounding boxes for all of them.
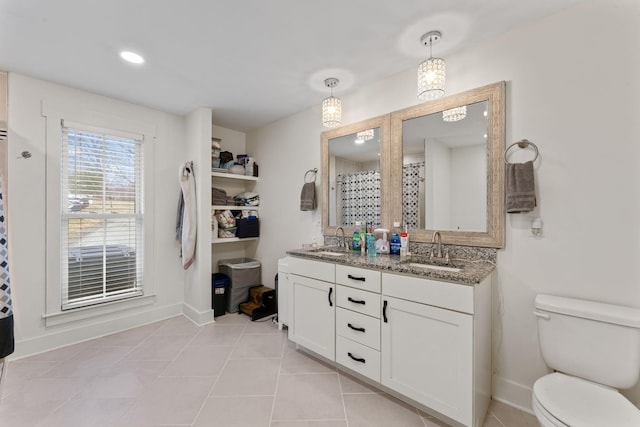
[120,51,145,64]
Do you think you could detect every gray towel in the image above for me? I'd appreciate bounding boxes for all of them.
[300,182,316,211]
[506,161,536,213]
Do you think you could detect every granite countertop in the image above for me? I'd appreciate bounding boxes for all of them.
[286,246,495,286]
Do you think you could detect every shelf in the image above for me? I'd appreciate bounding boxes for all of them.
[211,172,258,182]
[211,237,258,244]
[212,205,259,211]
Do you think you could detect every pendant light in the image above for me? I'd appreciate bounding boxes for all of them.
[443,106,467,122]
[417,31,446,101]
[356,129,374,141]
[322,78,342,128]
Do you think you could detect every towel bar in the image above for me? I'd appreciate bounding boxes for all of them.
[304,168,318,183]
[504,139,539,164]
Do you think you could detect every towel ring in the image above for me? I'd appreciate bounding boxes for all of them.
[504,139,539,164]
[304,168,318,183]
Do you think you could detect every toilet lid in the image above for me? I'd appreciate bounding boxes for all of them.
[534,373,640,427]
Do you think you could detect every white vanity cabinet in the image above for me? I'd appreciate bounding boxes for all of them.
[286,254,492,427]
[381,273,491,427]
[288,257,336,361]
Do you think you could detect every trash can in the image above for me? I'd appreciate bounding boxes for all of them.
[212,273,230,317]
[218,258,261,313]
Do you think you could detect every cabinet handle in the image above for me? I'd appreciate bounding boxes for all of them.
[347,274,366,282]
[347,297,366,305]
[383,300,388,323]
[347,323,365,333]
[328,288,333,307]
[348,352,366,363]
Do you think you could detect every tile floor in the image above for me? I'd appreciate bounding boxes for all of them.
[0,314,539,427]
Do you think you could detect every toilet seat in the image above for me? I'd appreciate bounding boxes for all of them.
[533,373,640,427]
[533,393,568,427]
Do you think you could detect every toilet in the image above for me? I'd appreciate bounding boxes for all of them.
[533,294,640,427]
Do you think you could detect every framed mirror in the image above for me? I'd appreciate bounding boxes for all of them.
[390,81,505,248]
[322,115,390,236]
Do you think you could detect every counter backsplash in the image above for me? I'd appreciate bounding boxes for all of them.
[323,236,497,263]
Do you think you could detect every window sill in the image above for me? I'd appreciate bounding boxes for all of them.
[42,294,157,327]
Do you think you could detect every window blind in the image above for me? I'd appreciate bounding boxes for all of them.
[61,124,144,310]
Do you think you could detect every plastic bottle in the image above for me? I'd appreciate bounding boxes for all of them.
[390,221,401,255]
[366,232,376,257]
[360,222,367,255]
[400,225,409,257]
[352,221,361,251]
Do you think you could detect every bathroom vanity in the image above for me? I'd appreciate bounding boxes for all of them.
[285,249,493,427]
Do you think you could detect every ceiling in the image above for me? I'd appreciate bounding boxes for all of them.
[0,0,583,132]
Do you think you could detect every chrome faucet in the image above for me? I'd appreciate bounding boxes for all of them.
[335,227,346,248]
[430,231,450,264]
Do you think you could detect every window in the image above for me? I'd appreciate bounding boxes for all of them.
[61,122,144,310]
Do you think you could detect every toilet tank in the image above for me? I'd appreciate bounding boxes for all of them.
[535,294,640,389]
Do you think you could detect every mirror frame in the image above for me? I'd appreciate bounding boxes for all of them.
[321,114,391,237]
[390,81,506,248]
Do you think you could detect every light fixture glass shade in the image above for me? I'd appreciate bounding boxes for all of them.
[443,105,467,122]
[356,129,374,141]
[322,96,342,128]
[417,57,445,101]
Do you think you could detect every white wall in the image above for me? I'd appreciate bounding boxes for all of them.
[8,74,187,358]
[248,0,640,410]
[182,108,214,324]
[425,139,451,230]
[450,144,486,231]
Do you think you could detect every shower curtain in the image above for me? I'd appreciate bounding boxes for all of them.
[402,162,423,229]
[340,170,380,227]
[0,176,14,360]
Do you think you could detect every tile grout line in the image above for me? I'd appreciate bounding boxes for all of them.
[487,409,506,427]
[267,324,287,426]
[190,317,251,426]
[110,317,201,426]
[336,369,351,427]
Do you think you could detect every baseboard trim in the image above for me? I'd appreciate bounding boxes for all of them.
[492,375,535,414]
[12,303,183,360]
[182,302,215,326]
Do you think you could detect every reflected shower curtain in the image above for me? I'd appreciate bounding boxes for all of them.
[0,176,13,359]
[402,162,423,229]
[340,170,380,227]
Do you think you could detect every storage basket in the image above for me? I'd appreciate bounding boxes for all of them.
[218,227,237,238]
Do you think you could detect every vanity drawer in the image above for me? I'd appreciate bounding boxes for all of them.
[288,257,335,283]
[336,285,381,318]
[336,265,381,293]
[336,308,380,350]
[336,335,381,383]
[382,272,474,314]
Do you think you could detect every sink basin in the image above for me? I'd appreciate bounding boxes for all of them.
[307,246,349,257]
[405,262,461,273]
[313,251,347,257]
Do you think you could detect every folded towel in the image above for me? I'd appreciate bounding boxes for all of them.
[300,182,316,211]
[505,161,536,213]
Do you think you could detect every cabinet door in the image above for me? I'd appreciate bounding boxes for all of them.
[381,296,473,426]
[289,274,335,361]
